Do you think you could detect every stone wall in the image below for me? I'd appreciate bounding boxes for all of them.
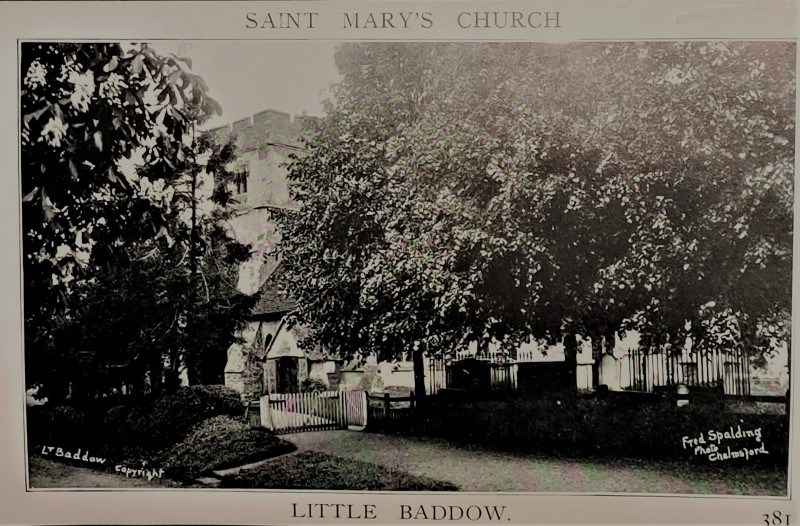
[211,109,313,294]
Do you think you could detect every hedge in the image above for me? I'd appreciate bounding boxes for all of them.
[27,385,247,457]
[152,415,296,483]
[384,392,789,465]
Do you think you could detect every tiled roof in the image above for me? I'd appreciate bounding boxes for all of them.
[250,268,297,317]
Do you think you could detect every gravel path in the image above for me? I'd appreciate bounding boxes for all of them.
[281,430,777,494]
[26,432,786,494]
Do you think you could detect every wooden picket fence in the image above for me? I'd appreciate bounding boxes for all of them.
[258,390,367,434]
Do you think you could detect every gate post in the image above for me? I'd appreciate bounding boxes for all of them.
[384,392,390,432]
[339,389,346,428]
[260,394,274,430]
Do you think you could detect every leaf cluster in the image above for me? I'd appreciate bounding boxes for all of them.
[278,42,793,363]
[22,43,253,398]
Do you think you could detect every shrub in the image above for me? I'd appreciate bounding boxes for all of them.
[359,372,383,392]
[26,405,97,449]
[405,392,789,465]
[151,415,296,483]
[29,385,246,459]
[104,385,245,450]
[300,378,328,393]
[28,386,295,485]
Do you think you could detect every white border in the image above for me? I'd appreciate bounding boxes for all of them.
[1,1,797,524]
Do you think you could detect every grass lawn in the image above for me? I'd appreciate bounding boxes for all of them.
[28,455,181,489]
[220,451,459,491]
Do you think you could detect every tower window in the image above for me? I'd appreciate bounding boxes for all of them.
[236,168,248,194]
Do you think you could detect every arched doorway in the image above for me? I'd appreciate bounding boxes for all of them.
[277,356,299,393]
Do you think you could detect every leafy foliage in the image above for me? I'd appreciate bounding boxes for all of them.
[152,415,295,482]
[277,42,793,378]
[300,378,329,393]
[21,43,252,398]
[27,385,246,454]
[110,385,246,449]
[27,387,296,485]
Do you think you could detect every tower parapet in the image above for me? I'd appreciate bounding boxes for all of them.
[210,109,309,154]
[211,109,315,294]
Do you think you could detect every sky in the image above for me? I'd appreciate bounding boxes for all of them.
[151,41,341,129]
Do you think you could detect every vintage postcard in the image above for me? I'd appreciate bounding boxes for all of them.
[0,1,797,525]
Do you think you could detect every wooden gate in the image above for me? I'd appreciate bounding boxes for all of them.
[366,392,417,434]
[258,390,367,434]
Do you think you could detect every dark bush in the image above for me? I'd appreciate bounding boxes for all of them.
[300,378,328,393]
[150,415,296,483]
[28,385,246,459]
[28,385,258,482]
[401,392,789,465]
[103,385,245,449]
[26,405,97,449]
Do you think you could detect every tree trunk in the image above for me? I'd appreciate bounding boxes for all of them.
[187,164,197,386]
[590,333,602,390]
[563,332,578,396]
[413,347,426,401]
[604,329,616,355]
[149,352,163,396]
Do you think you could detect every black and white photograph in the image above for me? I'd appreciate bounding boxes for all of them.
[2,1,797,524]
[20,37,793,496]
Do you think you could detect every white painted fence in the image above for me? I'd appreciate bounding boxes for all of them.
[259,390,367,434]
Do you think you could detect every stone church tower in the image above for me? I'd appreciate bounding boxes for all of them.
[212,110,338,399]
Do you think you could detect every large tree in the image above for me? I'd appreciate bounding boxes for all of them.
[22,43,251,400]
[277,42,794,395]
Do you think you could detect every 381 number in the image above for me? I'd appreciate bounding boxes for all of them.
[764,511,791,526]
